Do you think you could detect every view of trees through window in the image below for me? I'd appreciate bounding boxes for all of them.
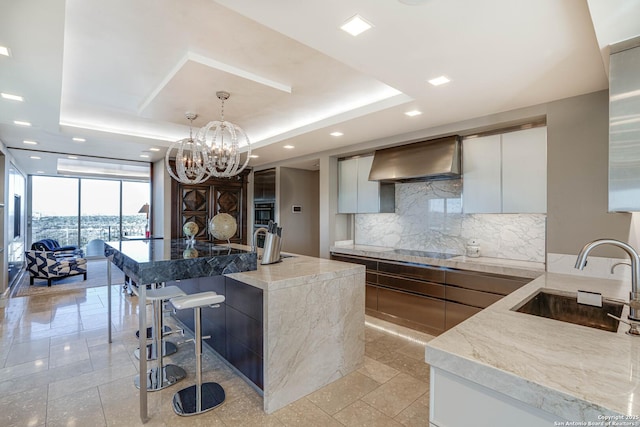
[31,176,150,254]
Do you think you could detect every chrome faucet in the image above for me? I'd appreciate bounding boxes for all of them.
[575,239,640,321]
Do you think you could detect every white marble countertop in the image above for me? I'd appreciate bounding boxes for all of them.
[426,272,640,420]
[330,244,545,279]
[225,251,365,292]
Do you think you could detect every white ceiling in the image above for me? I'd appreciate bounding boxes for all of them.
[1,0,639,176]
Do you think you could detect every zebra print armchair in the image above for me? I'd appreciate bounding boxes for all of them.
[25,250,87,286]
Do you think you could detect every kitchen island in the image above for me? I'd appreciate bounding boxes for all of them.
[106,240,365,421]
[426,272,640,426]
[105,239,258,423]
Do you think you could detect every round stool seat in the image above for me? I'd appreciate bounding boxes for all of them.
[170,291,225,310]
[134,286,187,361]
[146,286,186,300]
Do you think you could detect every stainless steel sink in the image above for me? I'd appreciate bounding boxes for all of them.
[512,289,624,332]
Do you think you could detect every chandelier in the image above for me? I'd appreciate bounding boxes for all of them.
[165,113,211,184]
[197,91,251,178]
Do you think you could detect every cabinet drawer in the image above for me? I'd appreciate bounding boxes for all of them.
[226,277,263,321]
[445,286,502,309]
[378,261,445,282]
[331,254,378,271]
[377,272,445,299]
[446,270,529,295]
[366,272,378,285]
[445,301,482,330]
[365,284,378,310]
[377,287,445,333]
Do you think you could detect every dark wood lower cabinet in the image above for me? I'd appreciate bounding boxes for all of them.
[332,252,532,335]
[170,275,264,390]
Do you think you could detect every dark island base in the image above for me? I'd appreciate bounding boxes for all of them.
[170,275,264,390]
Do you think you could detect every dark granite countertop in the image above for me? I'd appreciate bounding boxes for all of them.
[104,239,257,283]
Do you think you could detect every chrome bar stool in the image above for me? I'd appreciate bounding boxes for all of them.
[170,291,226,416]
[134,286,188,391]
[133,284,181,360]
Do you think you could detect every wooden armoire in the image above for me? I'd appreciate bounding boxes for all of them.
[170,167,249,245]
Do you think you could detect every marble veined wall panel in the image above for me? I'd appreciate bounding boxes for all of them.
[263,271,365,413]
[354,180,546,262]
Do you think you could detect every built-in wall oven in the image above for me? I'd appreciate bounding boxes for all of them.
[254,201,275,247]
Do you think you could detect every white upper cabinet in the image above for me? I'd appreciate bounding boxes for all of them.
[338,155,395,214]
[463,127,547,214]
[501,127,547,213]
[461,134,502,213]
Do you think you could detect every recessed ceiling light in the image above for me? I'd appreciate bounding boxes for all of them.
[330,131,344,137]
[1,93,24,101]
[30,156,41,160]
[68,156,78,160]
[23,140,38,145]
[140,154,150,158]
[36,170,44,174]
[14,120,31,126]
[149,147,160,152]
[249,154,259,159]
[428,76,451,86]
[72,137,85,142]
[340,14,373,36]
[405,110,422,117]
[283,145,295,149]
[0,46,10,57]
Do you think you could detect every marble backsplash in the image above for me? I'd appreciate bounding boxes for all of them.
[354,180,546,262]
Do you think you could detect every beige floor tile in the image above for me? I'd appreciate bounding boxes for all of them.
[49,337,91,368]
[396,341,429,361]
[376,351,430,382]
[358,356,400,384]
[361,373,428,418]
[0,385,48,427]
[47,386,107,427]
[394,397,430,427]
[0,357,48,381]
[48,358,137,400]
[274,397,342,427]
[306,371,380,415]
[4,336,50,367]
[216,392,284,427]
[333,400,404,427]
[98,376,165,427]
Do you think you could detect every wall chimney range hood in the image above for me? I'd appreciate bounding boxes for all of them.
[368,135,461,183]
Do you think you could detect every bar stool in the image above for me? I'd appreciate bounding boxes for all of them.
[134,286,188,391]
[133,284,181,360]
[170,291,226,416]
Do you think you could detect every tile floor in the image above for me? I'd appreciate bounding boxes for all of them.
[0,281,433,426]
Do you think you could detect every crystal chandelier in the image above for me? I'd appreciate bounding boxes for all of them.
[197,91,251,178]
[165,113,211,184]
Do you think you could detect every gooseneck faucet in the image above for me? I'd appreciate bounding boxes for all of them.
[574,239,640,321]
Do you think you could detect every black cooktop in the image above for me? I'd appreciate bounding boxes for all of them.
[392,249,460,259]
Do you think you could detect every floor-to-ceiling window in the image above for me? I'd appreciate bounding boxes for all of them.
[31,176,150,256]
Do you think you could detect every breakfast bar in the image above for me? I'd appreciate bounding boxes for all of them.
[104,239,365,422]
[104,239,257,423]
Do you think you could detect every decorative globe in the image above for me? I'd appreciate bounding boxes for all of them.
[209,213,237,241]
[183,247,199,259]
[183,221,199,238]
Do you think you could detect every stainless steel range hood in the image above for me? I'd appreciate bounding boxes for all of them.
[368,135,461,183]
